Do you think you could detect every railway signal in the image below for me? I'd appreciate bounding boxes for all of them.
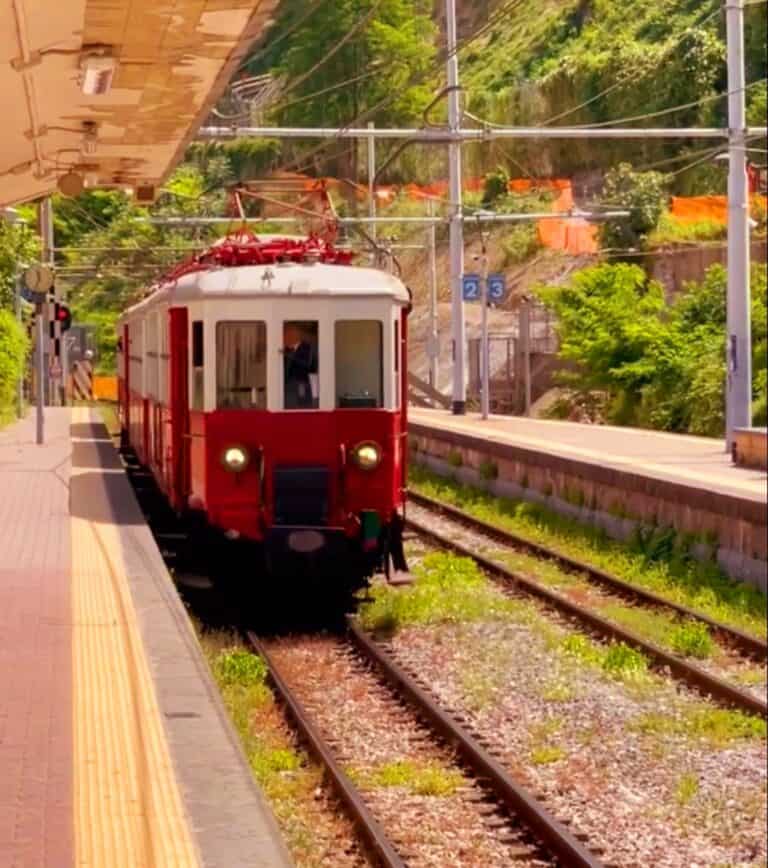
[52,302,73,334]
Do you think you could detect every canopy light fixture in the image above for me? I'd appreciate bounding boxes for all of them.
[82,121,98,155]
[80,53,116,96]
[57,171,85,197]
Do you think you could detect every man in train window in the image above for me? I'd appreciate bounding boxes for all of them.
[283,323,316,409]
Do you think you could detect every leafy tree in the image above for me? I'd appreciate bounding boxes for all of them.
[185,138,282,186]
[539,262,767,435]
[599,163,669,250]
[482,168,511,207]
[274,0,436,128]
[0,309,27,419]
[0,215,40,310]
[62,167,222,368]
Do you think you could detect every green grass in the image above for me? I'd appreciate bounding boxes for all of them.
[595,603,714,660]
[357,551,527,633]
[408,464,767,640]
[675,772,700,806]
[647,212,725,247]
[560,633,651,682]
[530,745,567,765]
[633,706,767,747]
[198,631,343,866]
[349,760,464,797]
[213,648,268,686]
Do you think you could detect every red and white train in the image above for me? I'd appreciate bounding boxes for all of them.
[117,231,411,589]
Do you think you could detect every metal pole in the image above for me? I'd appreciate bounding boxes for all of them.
[14,274,24,419]
[39,198,56,407]
[446,0,466,414]
[35,303,44,444]
[367,121,377,263]
[199,125,766,141]
[427,199,440,390]
[520,300,532,416]
[726,0,752,452]
[480,238,490,420]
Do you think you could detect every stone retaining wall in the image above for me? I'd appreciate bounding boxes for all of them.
[410,423,767,592]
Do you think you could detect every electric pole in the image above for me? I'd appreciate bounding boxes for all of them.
[427,198,440,389]
[367,120,378,263]
[446,0,466,414]
[726,0,752,451]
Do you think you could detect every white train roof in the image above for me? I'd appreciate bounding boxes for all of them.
[120,262,411,320]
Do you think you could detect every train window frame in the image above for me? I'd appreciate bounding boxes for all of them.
[216,320,268,410]
[334,320,383,409]
[282,320,320,411]
[191,320,204,411]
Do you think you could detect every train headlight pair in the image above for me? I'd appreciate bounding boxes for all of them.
[351,441,382,471]
[222,445,249,473]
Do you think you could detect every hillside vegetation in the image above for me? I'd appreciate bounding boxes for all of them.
[247,0,766,186]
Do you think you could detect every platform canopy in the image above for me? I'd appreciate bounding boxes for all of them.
[0,0,278,207]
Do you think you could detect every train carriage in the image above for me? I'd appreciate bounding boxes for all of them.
[117,233,411,590]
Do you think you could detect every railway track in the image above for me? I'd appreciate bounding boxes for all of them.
[406,495,767,719]
[248,626,606,868]
[409,491,767,660]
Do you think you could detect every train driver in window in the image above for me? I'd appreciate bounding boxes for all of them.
[283,323,316,409]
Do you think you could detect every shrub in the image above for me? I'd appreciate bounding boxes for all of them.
[0,310,28,420]
[669,621,714,659]
[213,649,267,687]
[599,163,668,250]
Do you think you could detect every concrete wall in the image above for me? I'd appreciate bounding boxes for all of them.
[734,428,768,471]
[648,239,768,298]
[410,423,767,592]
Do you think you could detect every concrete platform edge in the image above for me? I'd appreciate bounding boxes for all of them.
[91,413,294,868]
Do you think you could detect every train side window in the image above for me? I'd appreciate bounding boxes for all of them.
[283,321,319,410]
[216,321,268,409]
[335,320,382,408]
[191,321,204,410]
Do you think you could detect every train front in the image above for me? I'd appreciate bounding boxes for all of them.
[188,258,411,588]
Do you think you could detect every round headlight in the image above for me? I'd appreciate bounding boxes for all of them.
[352,441,382,471]
[222,445,249,472]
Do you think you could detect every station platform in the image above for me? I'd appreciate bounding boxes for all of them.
[409,409,767,587]
[0,408,293,868]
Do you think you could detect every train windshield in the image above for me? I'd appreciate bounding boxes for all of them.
[283,321,319,410]
[335,320,383,408]
[216,321,268,409]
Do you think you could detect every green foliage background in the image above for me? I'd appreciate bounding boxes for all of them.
[540,262,767,435]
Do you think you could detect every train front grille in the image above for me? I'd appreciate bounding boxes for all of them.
[273,465,330,527]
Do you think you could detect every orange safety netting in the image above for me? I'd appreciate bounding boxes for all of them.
[536,181,599,255]
[273,174,602,254]
[670,195,768,225]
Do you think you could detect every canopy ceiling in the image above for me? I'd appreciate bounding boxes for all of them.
[0,0,278,206]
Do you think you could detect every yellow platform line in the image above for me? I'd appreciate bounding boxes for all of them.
[71,407,199,868]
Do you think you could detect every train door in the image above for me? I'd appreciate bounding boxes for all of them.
[169,307,190,512]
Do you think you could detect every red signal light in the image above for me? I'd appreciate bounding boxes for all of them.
[55,304,72,332]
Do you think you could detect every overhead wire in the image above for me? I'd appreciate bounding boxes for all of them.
[573,79,767,129]
[266,0,529,178]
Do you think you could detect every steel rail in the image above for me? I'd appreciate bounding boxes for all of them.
[347,622,605,868]
[247,633,407,868]
[406,518,768,719]
[409,490,767,660]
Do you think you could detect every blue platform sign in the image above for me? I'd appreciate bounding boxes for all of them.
[462,273,481,301]
[487,273,507,302]
[20,285,46,304]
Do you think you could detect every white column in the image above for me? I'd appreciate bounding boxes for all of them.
[446,0,466,414]
[725,0,752,451]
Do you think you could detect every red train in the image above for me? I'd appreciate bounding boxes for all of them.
[117,230,410,590]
